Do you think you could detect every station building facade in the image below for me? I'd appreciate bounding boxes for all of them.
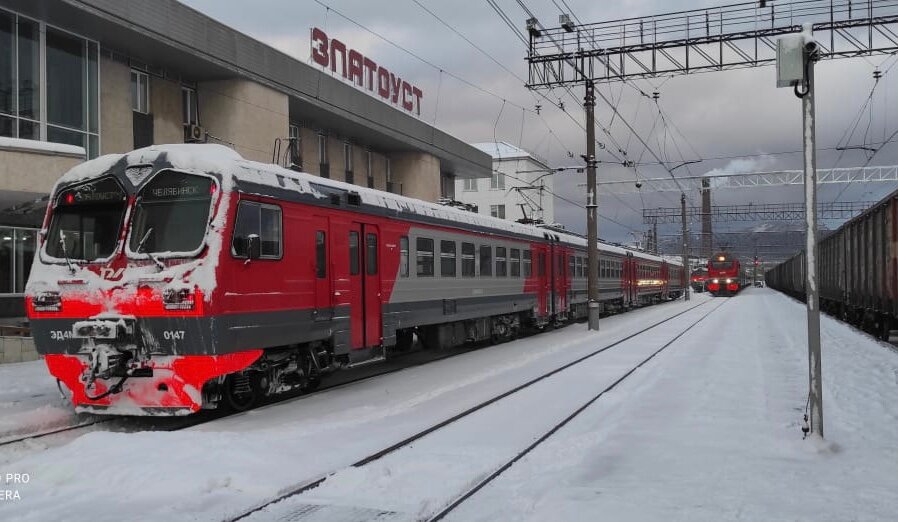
[454,142,555,225]
[0,0,490,317]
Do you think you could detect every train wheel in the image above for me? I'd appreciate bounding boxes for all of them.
[223,372,259,411]
[878,315,892,342]
[395,329,414,352]
[300,351,321,393]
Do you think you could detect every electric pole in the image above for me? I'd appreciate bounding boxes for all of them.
[777,22,823,438]
[801,32,823,439]
[681,193,690,301]
[585,81,600,330]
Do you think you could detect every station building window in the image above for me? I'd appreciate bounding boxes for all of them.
[130,71,149,114]
[344,142,353,184]
[0,8,99,157]
[0,227,37,295]
[318,133,329,178]
[182,86,198,125]
[463,178,477,191]
[491,171,505,190]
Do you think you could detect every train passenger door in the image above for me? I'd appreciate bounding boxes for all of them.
[533,245,550,317]
[548,242,556,317]
[348,223,382,349]
[311,216,333,320]
[556,250,567,313]
[624,252,635,307]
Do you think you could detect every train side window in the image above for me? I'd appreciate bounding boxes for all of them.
[366,233,377,275]
[496,247,507,277]
[523,250,532,277]
[537,253,545,276]
[461,242,475,277]
[441,240,457,277]
[480,245,492,277]
[577,257,583,278]
[569,256,575,278]
[557,254,563,276]
[232,201,282,259]
[316,231,326,278]
[399,236,409,277]
[260,206,282,257]
[349,231,360,275]
[417,237,434,277]
[510,248,521,277]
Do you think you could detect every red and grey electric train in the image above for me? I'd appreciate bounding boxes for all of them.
[706,252,746,296]
[25,144,685,415]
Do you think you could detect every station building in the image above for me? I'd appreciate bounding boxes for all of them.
[0,0,490,317]
[454,142,555,225]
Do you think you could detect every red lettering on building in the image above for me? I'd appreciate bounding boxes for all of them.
[311,28,423,115]
[311,28,329,67]
[348,50,364,87]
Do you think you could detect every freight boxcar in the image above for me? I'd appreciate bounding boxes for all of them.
[767,189,897,340]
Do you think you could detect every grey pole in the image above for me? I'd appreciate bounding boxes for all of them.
[681,193,690,301]
[802,43,823,438]
[585,81,600,331]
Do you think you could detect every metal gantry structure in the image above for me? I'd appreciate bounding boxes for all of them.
[644,200,873,223]
[596,165,898,193]
[526,1,898,438]
[527,0,898,85]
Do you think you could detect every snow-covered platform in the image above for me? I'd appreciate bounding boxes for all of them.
[1,288,897,521]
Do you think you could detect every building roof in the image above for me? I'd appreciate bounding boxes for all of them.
[471,142,549,168]
[2,0,491,179]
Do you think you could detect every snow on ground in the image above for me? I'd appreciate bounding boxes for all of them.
[0,296,706,521]
[0,360,79,443]
[449,288,898,521]
[3,289,896,522]
[249,302,720,521]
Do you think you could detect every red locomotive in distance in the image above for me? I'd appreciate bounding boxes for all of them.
[690,267,708,293]
[706,252,743,296]
[26,144,685,416]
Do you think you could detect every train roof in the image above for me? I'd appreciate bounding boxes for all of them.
[57,144,679,267]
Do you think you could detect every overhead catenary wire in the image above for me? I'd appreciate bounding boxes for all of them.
[312,0,580,157]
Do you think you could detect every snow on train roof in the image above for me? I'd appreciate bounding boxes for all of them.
[58,144,679,266]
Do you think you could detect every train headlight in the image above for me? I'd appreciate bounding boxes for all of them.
[712,279,719,284]
[725,278,733,284]
[32,291,62,312]
[163,287,195,311]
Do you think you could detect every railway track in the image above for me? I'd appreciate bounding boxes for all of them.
[226,298,723,522]
[0,332,512,450]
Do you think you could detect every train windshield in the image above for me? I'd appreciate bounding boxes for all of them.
[46,177,128,261]
[709,258,733,270]
[129,171,214,255]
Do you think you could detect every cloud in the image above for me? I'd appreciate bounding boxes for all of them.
[179,0,898,245]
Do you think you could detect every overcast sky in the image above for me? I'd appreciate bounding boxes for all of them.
[181,0,898,251]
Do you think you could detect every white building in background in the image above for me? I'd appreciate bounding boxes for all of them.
[454,142,556,224]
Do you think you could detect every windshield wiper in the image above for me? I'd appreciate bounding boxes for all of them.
[135,227,165,271]
[58,232,78,275]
